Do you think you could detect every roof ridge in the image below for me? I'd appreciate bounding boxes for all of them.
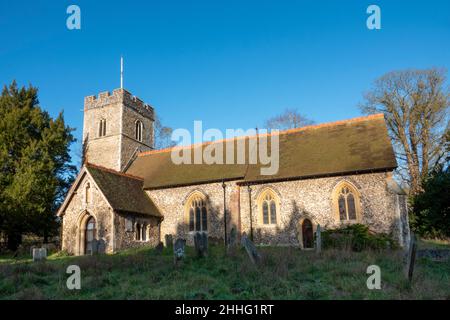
[86,163,144,181]
[138,113,385,157]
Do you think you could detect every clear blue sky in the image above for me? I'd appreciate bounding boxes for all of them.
[1,0,449,163]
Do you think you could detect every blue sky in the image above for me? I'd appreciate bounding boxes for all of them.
[1,0,449,163]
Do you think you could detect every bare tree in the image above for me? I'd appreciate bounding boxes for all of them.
[153,114,175,150]
[264,108,314,130]
[360,68,450,195]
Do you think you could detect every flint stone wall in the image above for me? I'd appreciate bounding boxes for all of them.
[147,172,406,247]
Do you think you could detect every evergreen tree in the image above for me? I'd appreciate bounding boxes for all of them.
[0,81,76,250]
[411,165,450,238]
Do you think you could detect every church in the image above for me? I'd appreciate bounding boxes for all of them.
[57,88,410,255]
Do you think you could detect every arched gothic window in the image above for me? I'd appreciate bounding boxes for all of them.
[135,120,143,142]
[98,119,106,137]
[258,188,279,225]
[186,192,208,232]
[334,182,361,222]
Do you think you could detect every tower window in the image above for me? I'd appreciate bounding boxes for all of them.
[98,119,106,137]
[135,120,143,142]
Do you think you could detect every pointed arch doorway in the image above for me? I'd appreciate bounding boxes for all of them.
[77,212,97,255]
[298,217,315,250]
[302,219,314,249]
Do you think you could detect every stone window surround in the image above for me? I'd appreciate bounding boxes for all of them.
[134,221,151,242]
[98,118,107,137]
[183,190,210,234]
[135,119,144,142]
[256,187,280,228]
[331,180,362,223]
[84,181,91,205]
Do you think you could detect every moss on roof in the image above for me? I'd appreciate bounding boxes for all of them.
[126,114,397,189]
[86,164,162,217]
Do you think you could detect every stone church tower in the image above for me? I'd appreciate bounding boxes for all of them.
[82,88,154,172]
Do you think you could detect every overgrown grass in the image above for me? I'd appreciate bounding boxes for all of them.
[0,245,449,300]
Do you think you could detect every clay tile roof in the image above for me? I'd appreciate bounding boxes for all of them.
[86,164,162,217]
[126,114,397,189]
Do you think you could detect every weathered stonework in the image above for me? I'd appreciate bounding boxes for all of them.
[83,89,154,171]
[147,172,409,248]
[61,172,114,255]
[147,183,234,246]
[239,172,407,246]
[114,213,160,250]
[60,169,161,255]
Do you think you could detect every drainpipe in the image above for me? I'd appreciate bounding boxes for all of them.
[247,185,254,241]
[222,180,227,246]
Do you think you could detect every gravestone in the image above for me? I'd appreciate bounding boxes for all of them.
[227,227,238,255]
[241,233,261,265]
[405,233,417,281]
[228,227,237,248]
[173,238,186,266]
[90,239,99,255]
[315,224,322,254]
[165,234,173,248]
[32,248,47,262]
[194,232,208,258]
[97,239,106,254]
[155,242,164,254]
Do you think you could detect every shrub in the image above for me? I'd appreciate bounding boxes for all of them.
[322,224,397,251]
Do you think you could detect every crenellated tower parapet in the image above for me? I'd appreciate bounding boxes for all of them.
[84,88,154,120]
[82,88,155,172]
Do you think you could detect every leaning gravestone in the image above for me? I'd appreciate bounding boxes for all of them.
[194,232,208,258]
[173,238,186,266]
[32,248,47,262]
[241,233,262,265]
[315,224,322,254]
[165,234,173,248]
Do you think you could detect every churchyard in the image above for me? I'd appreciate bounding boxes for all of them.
[0,236,448,300]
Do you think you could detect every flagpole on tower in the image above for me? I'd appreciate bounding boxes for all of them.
[120,56,124,89]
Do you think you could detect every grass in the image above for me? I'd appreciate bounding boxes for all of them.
[0,244,449,300]
[418,238,450,250]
